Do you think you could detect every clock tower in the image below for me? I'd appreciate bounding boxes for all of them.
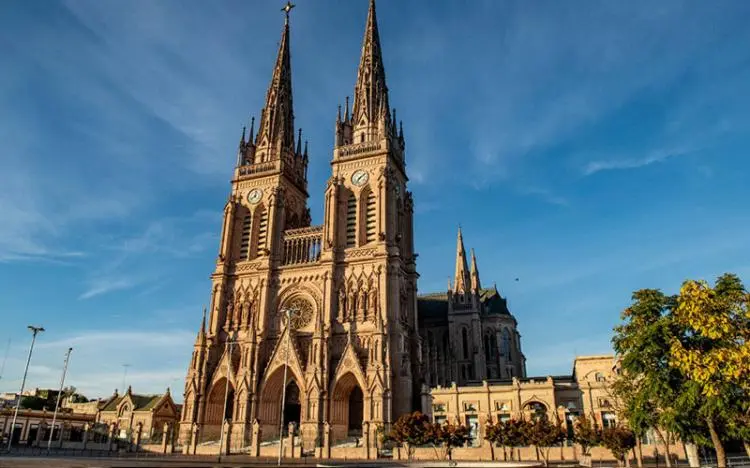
[180,0,422,454]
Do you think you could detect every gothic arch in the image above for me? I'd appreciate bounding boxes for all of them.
[205,377,235,425]
[330,371,366,439]
[257,365,305,426]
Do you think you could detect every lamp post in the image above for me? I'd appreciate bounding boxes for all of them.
[277,307,294,466]
[218,331,236,462]
[47,347,73,453]
[7,325,44,451]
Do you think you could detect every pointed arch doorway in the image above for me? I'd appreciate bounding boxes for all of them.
[347,385,363,437]
[283,380,301,433]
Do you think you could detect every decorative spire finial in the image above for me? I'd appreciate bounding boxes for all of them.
[297,128,302,155]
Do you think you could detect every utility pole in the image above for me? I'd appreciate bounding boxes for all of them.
[47,347,73,453]
[277,307,294,466]
[218,332,236,462]
[7,325,44,451]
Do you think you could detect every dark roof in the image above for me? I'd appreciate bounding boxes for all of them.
[417,287,512,321]
[101,393,164,412]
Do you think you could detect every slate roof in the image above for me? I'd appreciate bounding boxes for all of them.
[101,393,164,412]
[417,287,512,321]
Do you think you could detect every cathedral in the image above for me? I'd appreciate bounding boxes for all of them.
[179,0,524,451]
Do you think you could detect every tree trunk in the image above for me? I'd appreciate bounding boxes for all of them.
[706,417,726,468]
[654,427,672,467]
[635,438,643,468]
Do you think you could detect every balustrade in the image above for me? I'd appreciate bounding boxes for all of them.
[282,225,323,265]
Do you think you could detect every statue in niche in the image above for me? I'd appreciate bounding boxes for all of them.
[358,289,367,323]
[338,289,347,322]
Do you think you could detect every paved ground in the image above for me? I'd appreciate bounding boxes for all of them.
[0,455,400,468]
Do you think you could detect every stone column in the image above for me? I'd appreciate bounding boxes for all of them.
[250,419,261,457]
[286,422,295,458]
[189,423,199,455]
[318,421,331,459]
[57,423,66,449]
[363,421,372,460]
[82,423,90,450]
[132,422,142,452]
[221,420,231,456]
[161,423,170,454]
[107,423,116,451]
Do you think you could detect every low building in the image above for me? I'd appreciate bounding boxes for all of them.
[427,355,619,443]
[0,407,95,446]
[96,386,180,443]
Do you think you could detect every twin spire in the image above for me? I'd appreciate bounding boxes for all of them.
[239,0,399,167]
[453,228,482,294]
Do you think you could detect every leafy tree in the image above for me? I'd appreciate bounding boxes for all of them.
[389,411,431,461]
[602,426,636,467]
[573,416,601,456]
[612,289,687,466]
[20,395,46,410]
[670,274,750,467]
[505,418,531,460]
[526,417,565,466]
[426,421,472,460]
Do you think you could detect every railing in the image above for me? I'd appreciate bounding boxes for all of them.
[338,140,383,158]
[281,225,323,266]
[237,160,279,177]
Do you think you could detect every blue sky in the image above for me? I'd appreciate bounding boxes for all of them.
[1,0,750,401]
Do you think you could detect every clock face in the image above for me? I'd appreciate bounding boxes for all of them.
[247,189,262,204]
[351,170,369,187]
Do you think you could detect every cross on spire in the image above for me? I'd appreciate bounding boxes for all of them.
[281,1,295,24]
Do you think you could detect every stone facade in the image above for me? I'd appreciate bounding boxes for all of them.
[427,355,620,444]
[180,0,420,451]
[97,386,180,443]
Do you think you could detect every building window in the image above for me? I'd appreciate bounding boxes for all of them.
[502,329,511,357]
[239,214,251,260]
[602,411,616,428]
[346,194,357,247]
[433,403,446,413]
[497,413,511,423]
[462,328,469,359]
[595,372,606,382]
[463,402,478,412]
[365,190,376,243]
[435,415,447,425]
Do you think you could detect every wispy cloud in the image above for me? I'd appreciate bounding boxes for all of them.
[582,146,698,176]
[79,278,138,300]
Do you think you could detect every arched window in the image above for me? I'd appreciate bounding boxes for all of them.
[595,372,606,382]
[346,194,357,247]
[256,207,268,254]
[502,329,511,357]
[365,190,376,243]
[239,214,251,260]
[462,328,469,359]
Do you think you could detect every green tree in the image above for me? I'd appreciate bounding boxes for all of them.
[20,395,46,410]
[389,411,431,461]
[602,426,636,467]
[612,289,687,466]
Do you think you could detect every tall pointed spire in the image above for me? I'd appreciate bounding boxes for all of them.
[352,0,391,141]
[195,308,206,346]
[254,8,295,160]
[454,227,470,293]
[470,248,481,291]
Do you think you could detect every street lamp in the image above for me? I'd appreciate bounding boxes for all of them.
[6,325,44,451]
[218,331,236,462]
[277,307,295,466]
[47,347,73,453]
